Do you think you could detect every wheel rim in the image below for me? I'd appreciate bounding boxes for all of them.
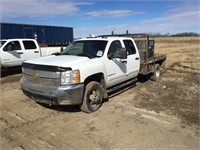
[155,67,160,78]
[89,89,101,107]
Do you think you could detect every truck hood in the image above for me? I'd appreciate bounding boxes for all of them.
[24,55,89,68]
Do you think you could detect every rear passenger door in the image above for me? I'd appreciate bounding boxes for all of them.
[123,39,140,78]
[22,40,41,60]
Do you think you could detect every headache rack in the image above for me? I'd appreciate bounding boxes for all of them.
[98,33,150,39]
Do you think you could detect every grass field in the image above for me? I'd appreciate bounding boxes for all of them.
[134,36,200,125]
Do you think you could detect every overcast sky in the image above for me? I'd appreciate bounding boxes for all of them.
[0,0,200,38]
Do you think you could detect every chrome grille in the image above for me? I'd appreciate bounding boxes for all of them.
[23,74,60,86]
[22,68,60,86]
[23,68,60,78]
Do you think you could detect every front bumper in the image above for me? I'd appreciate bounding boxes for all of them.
[20,79,84,105]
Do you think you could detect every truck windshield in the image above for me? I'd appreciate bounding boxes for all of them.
[0,40,7,48]
[61,40,108,58]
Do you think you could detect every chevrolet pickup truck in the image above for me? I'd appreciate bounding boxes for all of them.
[0,38,61,70]
[20,34,166,113]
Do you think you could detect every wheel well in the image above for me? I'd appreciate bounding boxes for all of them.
[84,73,104,85]
[84,73,108,99]
[156,57,166,70]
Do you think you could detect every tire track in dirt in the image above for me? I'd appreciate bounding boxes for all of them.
[2,111,61,133]
[1,110,63,150]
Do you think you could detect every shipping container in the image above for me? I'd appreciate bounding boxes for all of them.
[0,22,73,46]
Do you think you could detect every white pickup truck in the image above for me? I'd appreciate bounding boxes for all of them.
[20,34,166,113]
[0,39,61,69]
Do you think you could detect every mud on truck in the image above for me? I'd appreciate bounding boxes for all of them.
[20,33,166,113]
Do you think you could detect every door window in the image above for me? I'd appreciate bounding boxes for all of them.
[107,40,122,58]
[3,41,22,51]
[23,41,37,50]
[123,40,136,55]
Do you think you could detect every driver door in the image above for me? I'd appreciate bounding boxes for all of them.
[1,41,25,67]
[105,40,127,87]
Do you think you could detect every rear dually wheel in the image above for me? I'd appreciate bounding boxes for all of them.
[150,64,161,81]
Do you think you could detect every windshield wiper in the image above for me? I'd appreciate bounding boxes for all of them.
[77,53,89,58]
[52,52,70,56]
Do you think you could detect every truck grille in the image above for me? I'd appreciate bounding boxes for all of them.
[22,68,60,87]
[23,68,60,78]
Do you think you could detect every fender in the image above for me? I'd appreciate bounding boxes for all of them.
[74,58,107,83]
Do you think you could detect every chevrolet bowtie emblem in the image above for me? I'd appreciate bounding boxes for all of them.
[32,74,38,79]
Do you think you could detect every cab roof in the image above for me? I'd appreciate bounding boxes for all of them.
[76,36,133,41]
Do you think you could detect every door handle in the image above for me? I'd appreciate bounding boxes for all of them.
[18,52,23,54]
[34,51,39,53]
[122,60,127,64]
[135,57,139,60]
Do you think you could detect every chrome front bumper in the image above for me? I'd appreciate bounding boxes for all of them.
[20,79,84,105]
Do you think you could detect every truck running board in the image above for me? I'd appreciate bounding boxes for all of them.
[107,78,138,94]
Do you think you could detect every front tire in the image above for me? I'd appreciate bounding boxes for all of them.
[80,81,103,113]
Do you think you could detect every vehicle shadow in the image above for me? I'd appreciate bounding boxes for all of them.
[137,74,150,83]
[37,103,81,113]
[1,67,22,78]
[107,74,150,100]
[108,84,136,99]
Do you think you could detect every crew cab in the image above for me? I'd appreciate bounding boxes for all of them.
[0,39,61,69]
[20,34,166,113]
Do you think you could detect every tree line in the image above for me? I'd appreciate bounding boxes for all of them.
[148,32,200,37]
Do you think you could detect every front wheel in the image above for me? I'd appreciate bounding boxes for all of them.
[80,81,103,113]
[150,64,161,81]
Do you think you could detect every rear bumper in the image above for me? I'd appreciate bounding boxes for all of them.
[20,79,84,105]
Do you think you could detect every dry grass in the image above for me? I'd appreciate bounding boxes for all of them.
[154,37,200,74]
[134,36,200,125]
[153,36,200,43]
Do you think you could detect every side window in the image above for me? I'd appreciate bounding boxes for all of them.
[108,40,122,58]
[3,41,22,51]
[23,41,37,50]
[123,40,136,55]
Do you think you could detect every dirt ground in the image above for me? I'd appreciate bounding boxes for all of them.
[0,37,200,150]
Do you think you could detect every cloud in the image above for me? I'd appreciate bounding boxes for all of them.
[136,2,200,33]
[0,0,93,18]
[86,10,145,17]
[75,2,200,37]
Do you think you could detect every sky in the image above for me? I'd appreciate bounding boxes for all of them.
[0,0,200,38]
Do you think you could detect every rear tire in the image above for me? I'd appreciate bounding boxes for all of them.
[150,64,161,81]
[80,81,103,113]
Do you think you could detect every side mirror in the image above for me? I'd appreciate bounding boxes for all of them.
[3,47,7,51]
[119,48,127,59]
[3,45,12,51]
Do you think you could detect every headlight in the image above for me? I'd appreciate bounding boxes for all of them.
[61,70,80,85]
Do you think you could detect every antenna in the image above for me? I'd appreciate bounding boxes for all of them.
[112,26,115,35]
